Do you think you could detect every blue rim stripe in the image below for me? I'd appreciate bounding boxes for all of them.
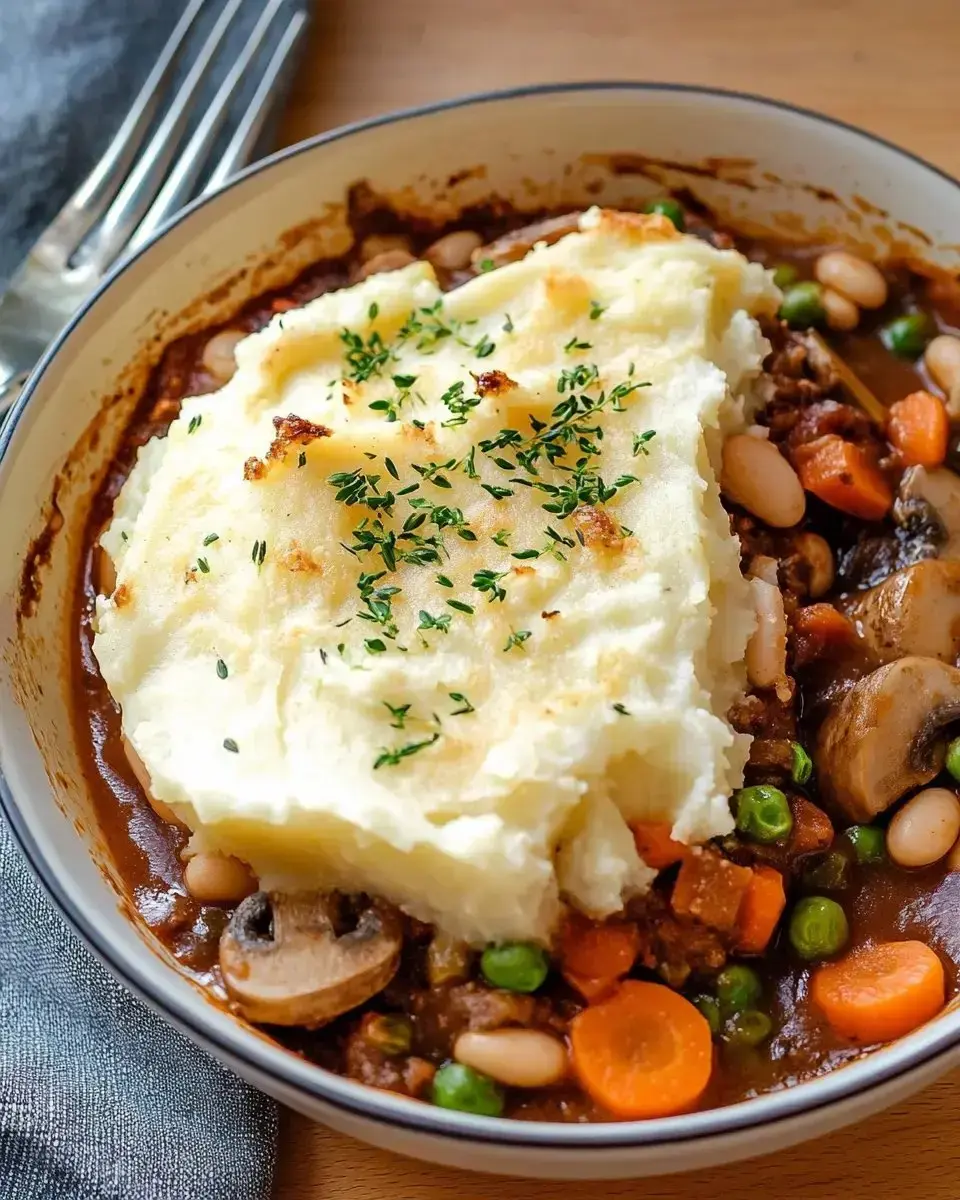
[2,80,960,1150]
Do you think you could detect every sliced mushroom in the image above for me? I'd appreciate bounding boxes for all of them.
[816,656,960,821]
[895,465,960,559]
[472,212,582,269]
[220,891,402,1027]
[842,559,960,664]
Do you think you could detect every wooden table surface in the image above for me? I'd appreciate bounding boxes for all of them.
[272,1,960,1194]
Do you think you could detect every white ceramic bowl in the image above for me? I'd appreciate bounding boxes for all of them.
[2,84,960,1180]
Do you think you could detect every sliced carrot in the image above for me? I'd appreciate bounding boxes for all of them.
[811,940,945,1042]
[271,296,299,313]
[563,971,620,1004]
[794,434,893,520]
[792,603,858,668]
[570,980,713,1118]
[560,915,641,981]
[887,390,949,467]
[631,820,687,870]
[671,849,753,933]
[736,866,787,954]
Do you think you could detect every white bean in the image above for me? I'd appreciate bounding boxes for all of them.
[424,230,483,271]
[453,1029,568,1088]
[924,335,960,395]
[814,251,888,309]
[721,434,806,528]
[183,852,257,904]
[887,787,960,868]
[359,233,413,263]
[202,329,245,384]
[822,288,860,332]
[745,576,787,690]
[793,531,835,599]
[356,249,417,281]
[122,737,184,827]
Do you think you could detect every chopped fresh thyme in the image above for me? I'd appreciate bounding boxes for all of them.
[435,574,453,588]
[474,334,495,359]
[492,529,511,547]
[447,598,475,614]
[373,731,441,769]
[120,531,128,542]
[251,539,267,569]
[383,701,412,729]
[502,313,514,333]
[449,692,475,715]
[196,557,210,574]
[365,638,388,654]
[298,451,307,468]
[216,658,228,679]
[418,610,452,634]
[340,325,391,383]
[504,629,532,652]
[472,569,508,603]
[187,415,202,434]
[613,703,630,715]
[223,738,239,753]
[563,335,592,353]
[439,380,481,428]
[202,533,219,546]
[589,299,606,320]
[632,429,657,457]
[481,483,514,500]
[384,457,400,480]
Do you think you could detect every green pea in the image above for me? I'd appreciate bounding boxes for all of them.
[432,1063,504,1117]
[734,785,794,844]
[691,994,721,1035]
[480,941,549,993]
[802,848,850,892]
[772,263,799,289]
[945,736,960,784]
[881,312,932,359]
[788,896,849,961]
[722,1009,773,1048]
[644,198,685,231]
[715,964,763,1017]
[845,824,887,865]
[790,742,813,786]
[779,281,825,329]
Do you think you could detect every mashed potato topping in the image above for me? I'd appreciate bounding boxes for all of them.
[94,209,779,944]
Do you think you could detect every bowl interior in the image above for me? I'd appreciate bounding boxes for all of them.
[3,83,960,1151]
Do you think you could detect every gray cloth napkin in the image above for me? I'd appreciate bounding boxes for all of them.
[0,4,279,1197]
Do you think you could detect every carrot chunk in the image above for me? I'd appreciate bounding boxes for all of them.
[570,980,713,1118]
[671,849,753,933]
[563,971,619,1004]
[736,866,787,954]
[811,940,945,1042]
[795,434,893,520]
[560,915,641,982]
[792,603,858,668]
[888,390,949,468]
[631,820,687,870]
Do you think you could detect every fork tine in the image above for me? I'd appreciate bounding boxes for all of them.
[128,0,307,254]
[203,8,310,196]
[76,0,249,274]
[30,0,208,273]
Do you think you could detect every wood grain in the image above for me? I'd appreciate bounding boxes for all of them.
[273,1,960,1193]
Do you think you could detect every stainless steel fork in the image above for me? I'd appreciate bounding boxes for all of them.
[0,0,310,418]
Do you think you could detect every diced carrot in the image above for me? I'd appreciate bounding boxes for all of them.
[794,434,893,520]
[631,820,687,870]
[671,849,753,933]
[563,971,619,1004]
[736,866,787,954]
[271,297,299,313]
[560,914,641,981]
[887,390,949,467]
[792,603,858,668]
[811,940,945,1042]
[570,980,713,1118]
[788,796,835,856]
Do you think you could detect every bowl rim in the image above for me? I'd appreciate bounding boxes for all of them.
[4,79,960,1150]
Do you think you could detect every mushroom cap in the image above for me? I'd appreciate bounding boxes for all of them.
[816,656,960,822]
[843,558,960,665]
[220,891,402,1027]
[896,466,960,559]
